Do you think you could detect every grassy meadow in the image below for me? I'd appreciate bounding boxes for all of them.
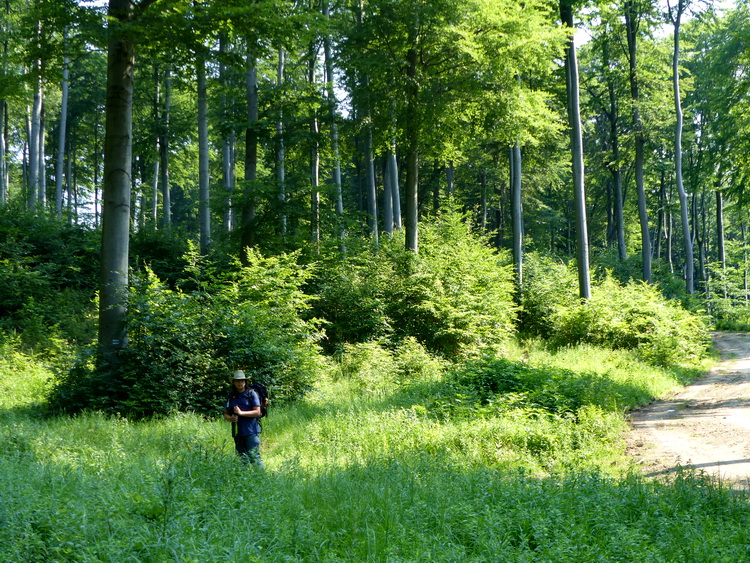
[2,339,750,562]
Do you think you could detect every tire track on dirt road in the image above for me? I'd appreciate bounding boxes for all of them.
[627,332,750,488]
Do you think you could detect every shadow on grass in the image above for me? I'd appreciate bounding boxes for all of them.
[271,356,702,440]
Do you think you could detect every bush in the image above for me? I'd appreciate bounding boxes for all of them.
[521,254,710,365]
[0,209,99,346]
[518,252,579,338]
[310,210,517,359]
[551,276,710,365]
[50,250,326,417]
[385,210,517,358]
[333,341,398,395]
[309,248,394,352]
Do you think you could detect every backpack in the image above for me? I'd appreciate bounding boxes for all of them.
[249,382,269,418]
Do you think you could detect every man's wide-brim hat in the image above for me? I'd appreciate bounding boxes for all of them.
[232,370,247,380]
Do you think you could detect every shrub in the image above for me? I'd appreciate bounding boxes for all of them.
[551,276,710,365]
[50,250,326,417]
[521,254,710,365]
[518,252,579,338]
[309,249,394,352]
[0,209,99,347]
[333,341,398,395]
[310,210,517,359]
[385,210,517,358]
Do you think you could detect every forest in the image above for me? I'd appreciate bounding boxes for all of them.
[3,0,750,561]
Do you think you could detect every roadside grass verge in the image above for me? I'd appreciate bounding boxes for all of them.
[1,339,746,562]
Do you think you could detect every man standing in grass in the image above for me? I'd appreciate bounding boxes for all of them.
[223,370,263,467]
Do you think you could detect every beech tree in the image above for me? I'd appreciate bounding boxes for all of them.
[339,0,563,254]
[624,0,655,283]
[98,0,157,362]
[668,0,694,294]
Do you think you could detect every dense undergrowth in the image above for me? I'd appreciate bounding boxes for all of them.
[2,338,749,562]
[2,208,748,560]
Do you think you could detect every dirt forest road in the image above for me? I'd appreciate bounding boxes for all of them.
[627,332,750,488]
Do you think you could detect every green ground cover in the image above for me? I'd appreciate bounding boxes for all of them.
[1,340,748,562]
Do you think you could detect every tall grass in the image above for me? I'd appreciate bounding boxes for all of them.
[1,340,748,562]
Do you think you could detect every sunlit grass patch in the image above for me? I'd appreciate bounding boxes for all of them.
[2,336,748,561]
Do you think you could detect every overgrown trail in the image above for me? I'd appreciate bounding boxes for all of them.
[627,332,750,488]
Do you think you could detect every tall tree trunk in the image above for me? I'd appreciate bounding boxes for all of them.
[159,67,172,229]
[94,110,100,227]
[241,49,258,258]
[56,47,69,219]
[151,65,160,227]
[364,116,378,246]
[0,0,6,206]
[39,107,46,209]
[383,158,393,235]
[510,142,523,291]
[276,48,287,237]
[0,97,4,205]
[151,151,159,225]
[99,0,136,363]
[197,51,210,254]
[671,1,693,294]
[656,169,665,260]
[717,189,726,297]
[603,36,626,261]
[309,43,320,246]
[742,222,748,300]
[625,0,652,283]
[29,63,42,211]
[480,168,488,232]
[219,34,235,232]
[446,161,454,197]
[323,0,345,249]
[404,46,419,253]
[66,139,73,223]
[666,193,674,273]
[561,0,591,299]
[388,142,401,230]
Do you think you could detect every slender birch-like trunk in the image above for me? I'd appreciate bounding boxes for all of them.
[241,49,258,257]
[219,34,234,231]
[276,49,286,237]
[670,0,693,294]
[561,0,590,299]
[364,116,378,247]
[309,43,320,246]
[625,0,651,283]
[323,0,345,248]
[197,51,210,254]
[383,158,393,236]
[388,143,401,230]
[510,142,523,291]
[56,48,69,219]
[29,63,42,211]
[159,68,172,228]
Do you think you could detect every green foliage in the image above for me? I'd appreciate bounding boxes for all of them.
[4,335,748,561]
[521,253,711,365]
[130,229,192,287]
[310,248,395,352]
[50,250,326,417]
[518,252,580,338]
[430,346,690,428]
[712,300,750,331]
[551,277,710,366]
[331,338,446,397]
[387,211,518,358]
[311,210,517,358]
[0,209,99,348]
